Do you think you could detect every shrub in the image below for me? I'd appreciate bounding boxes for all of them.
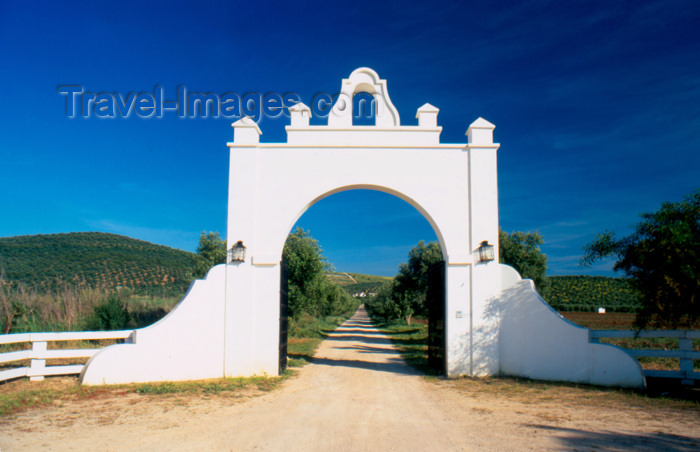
[87,293,133,330]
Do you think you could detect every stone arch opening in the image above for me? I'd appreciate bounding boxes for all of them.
[279,185,447,264]
[279,187,446,373]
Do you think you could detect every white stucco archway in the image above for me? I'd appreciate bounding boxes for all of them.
[81,68,645,389]
[224,67,500,378]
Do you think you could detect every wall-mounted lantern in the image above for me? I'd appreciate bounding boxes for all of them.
[228,241,247,263]
[478,240,495,263]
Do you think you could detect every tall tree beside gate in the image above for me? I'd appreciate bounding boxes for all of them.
[282,227,356,319]
[192,231,226,279]
[366,241,442,325]
[581,189,700,328]
[499,229,548,294]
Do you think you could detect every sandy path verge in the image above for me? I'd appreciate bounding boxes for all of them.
[1,307,698,451]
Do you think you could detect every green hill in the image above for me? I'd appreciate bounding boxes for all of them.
[0,232,196,295]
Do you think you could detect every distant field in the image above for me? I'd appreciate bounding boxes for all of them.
[327,272,357,286]
[329,272,391,286]
[544,275,641,313]
[560,312,637,330]
[328,272,392,295]
[348,273,392,284]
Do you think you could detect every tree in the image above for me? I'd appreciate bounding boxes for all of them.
[283,227,330,292]
[192,231,226,278]
[365,280,394,320]
[283,227,356,319]
[499,229,548,293]
[393,241,443,324]
[366,240,442,325]
[581,190,699,328]
[283,227,328,318]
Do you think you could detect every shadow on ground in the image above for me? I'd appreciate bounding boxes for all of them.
[532,424,700,452]
[645,378,700,403]
[310,356,420,375]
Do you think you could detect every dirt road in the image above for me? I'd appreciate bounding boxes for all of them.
[1,308,699,451]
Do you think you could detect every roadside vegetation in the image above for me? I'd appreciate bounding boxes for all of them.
[375,320,431,373]
[0,275,179,334]
[366,241,442,325]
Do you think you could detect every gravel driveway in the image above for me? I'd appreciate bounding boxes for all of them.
[1,307,698,451]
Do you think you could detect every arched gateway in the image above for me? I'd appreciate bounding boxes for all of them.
[81,68,645,388]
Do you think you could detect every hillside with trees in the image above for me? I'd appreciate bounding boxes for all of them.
[0,232,196,295]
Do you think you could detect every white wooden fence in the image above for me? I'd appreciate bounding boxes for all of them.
[1,328,697,385]
[590,330,700,384]
[0,330,133,382]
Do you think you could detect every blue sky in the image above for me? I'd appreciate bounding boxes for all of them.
[0,1,698,277]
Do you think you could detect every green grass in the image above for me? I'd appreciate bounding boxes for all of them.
[134,375,282,395]
[327,272,357,286]
[287,337,323,367]
[289,314,348,339]
[347,273,392,284]
[286,312,355,368]
[375,320,434,374]
[0,386,60,416]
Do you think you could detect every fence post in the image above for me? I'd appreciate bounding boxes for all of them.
[29,341,47,382]
[678,331,693,386]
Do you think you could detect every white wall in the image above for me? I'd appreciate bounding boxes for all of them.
[496,265,645,388]
[80,264,227,385]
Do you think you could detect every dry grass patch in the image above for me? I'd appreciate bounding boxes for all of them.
[431,376,700,413]
[0,374,285,419]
